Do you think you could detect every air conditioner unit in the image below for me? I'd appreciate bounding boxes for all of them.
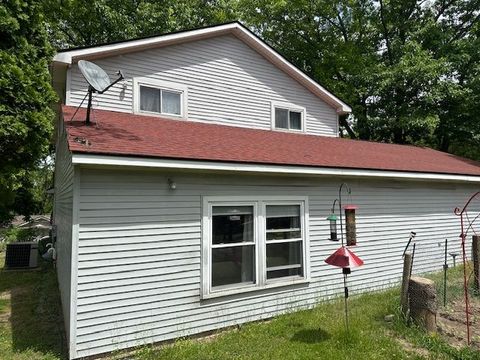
[5,242,38,269]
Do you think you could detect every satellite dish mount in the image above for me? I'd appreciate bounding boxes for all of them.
[77,60,124,125]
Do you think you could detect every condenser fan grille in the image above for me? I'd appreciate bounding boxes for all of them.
[5,242,38,269]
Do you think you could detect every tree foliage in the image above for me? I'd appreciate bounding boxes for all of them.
[0,0,56,224]
[44,0,238,48]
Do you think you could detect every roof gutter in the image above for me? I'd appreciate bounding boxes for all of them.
[71,153,480,183]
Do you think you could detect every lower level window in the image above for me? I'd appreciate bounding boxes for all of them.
[211,206,255,287]
[202,197,309,297]
[266,205,303,280]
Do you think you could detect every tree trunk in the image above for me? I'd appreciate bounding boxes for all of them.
[339,114,356,139]
[409,276,437,332]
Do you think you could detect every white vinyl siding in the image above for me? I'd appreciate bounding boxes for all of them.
[67,35,338,136]
[72,167,477,358]
[52,119,75,347]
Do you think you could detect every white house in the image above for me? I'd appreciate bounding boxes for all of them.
[50,22,480,359]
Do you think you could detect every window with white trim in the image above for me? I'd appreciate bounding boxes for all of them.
[211,205,256,288]
[266,205,303,279]
[272,103,305,131]
[134,78,187,117]
[202,197,309,298]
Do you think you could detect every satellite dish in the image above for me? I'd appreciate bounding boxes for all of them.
[76,60,124,125]
[78,60,112,93]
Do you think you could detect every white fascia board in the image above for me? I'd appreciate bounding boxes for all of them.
[52,22,351,114]
[71,153,480,183]
[52,23,238,65]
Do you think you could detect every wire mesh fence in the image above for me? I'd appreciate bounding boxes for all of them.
[424,261,480,347]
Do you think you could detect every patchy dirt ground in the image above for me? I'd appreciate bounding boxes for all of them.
[437,295,480,350]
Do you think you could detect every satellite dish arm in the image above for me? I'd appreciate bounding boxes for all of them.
[98,70,124,94]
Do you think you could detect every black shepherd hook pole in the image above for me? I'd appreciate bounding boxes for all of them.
[338,183,352,332]
[343,268,350,332]
[443,239,448,307]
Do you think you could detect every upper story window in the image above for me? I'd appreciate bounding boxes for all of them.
[202,196,309,299]
[140,86,181,115]
[134,77,187,118]
[271,102,305,132]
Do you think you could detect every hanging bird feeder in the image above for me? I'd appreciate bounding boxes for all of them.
[326,183,359,248]
[327,199,339,241]
[327,213,338,241]
[344,205,358,246]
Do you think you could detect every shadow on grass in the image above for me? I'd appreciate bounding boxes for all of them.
[0,256,67,359]
[291,328,331,343]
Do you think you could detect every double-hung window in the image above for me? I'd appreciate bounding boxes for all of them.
[211,205,256,288]
[266,205,304,279]
[271,102,305,132]
[133,77,187,117]
[202,196,309,298]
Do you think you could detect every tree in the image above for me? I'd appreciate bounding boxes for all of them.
[430,0,480,157]
[0,0,56,224]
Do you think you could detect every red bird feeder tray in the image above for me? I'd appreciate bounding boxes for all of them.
[325,246,364,269]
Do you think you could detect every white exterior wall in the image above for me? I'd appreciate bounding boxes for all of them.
[52,121,75,344]
[67,35,338,136]
[72,167,477,358]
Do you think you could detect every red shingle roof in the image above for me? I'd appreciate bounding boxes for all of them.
[62,105,480,176]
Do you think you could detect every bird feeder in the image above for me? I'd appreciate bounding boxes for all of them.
[324,183,364,334]
[324,245,364,333]
[326,213,338,241]
[344,205,358,246]
[326,183,358,247]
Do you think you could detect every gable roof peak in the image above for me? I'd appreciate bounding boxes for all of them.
[52,21,351,114]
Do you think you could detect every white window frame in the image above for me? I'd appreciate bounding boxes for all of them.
[271,101,306,133]
[133,77,188,118]
[201,196,310,299]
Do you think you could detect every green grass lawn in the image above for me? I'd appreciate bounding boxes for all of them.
[133,287,478,360]
[0,250,478,360]
[0,253,66,360]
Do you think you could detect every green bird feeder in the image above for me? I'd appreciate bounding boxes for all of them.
[327,213,338,241]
